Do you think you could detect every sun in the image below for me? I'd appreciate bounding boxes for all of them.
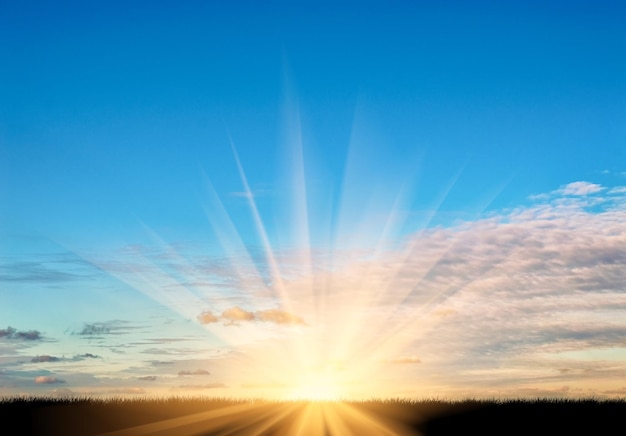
[287,370,345,401]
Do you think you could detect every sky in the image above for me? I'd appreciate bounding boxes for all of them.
[1,0,626,400]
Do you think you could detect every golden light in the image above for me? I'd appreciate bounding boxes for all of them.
[287,370,344,401]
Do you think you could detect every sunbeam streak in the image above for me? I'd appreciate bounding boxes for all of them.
[99,401,421,436]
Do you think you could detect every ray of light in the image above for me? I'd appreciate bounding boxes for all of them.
[98,401,421,436]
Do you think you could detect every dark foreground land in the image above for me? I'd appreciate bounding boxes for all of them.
[1,397,624,436]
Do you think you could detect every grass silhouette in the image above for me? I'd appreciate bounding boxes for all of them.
[1,396,625,435]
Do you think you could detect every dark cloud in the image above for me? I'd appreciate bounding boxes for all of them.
[151,361,174,366]
[74,320,140,336]
[76,323,111,336]
[78,323,111,336]
[138,376,157,381]
[178,369,210,376]
[75,353,100,360]
[0,326,41,341]
[31,355,59,363]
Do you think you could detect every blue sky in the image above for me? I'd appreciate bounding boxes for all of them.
[1,1,626,400]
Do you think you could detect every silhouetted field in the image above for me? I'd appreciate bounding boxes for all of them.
[1,396,624,435]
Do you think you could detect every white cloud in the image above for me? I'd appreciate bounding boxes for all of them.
[34,376,65,384]
[556,181,604,196]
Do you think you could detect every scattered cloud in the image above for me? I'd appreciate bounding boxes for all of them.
[198,307,307,327]
[608,186,626,194]
[76,323,111,336]
[137,376,157,381]
[222,307,255,326]
[74,320,140,336]
[0,261,88,283]
[0,327,41,341]
[34,376,65,384]
[74,353,100,360]
[197,311,219,324]
[555,181,604,196]
[31,355,60,363]
[178,369,210,376]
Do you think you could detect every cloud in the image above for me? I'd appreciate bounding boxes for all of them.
[0,327,41,341]
[221,307,255,325]
[608,186,626,194]
[197,311,219,324]
[556,181,604,196]
[178,369,210,376]
[197,307,307,327]
[74,353,100,360]
[255,309,306,326]
[31,355,60,363]
[34,376,65,384]
[0,254,102,285]
[74,320,140,336]
[76,323,111,336]
[138,376,157,381]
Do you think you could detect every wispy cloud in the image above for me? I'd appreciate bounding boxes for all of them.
[73,320,142,337]
[31,355,60,363]
[137,375,157,381]
[178,369,210,376]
